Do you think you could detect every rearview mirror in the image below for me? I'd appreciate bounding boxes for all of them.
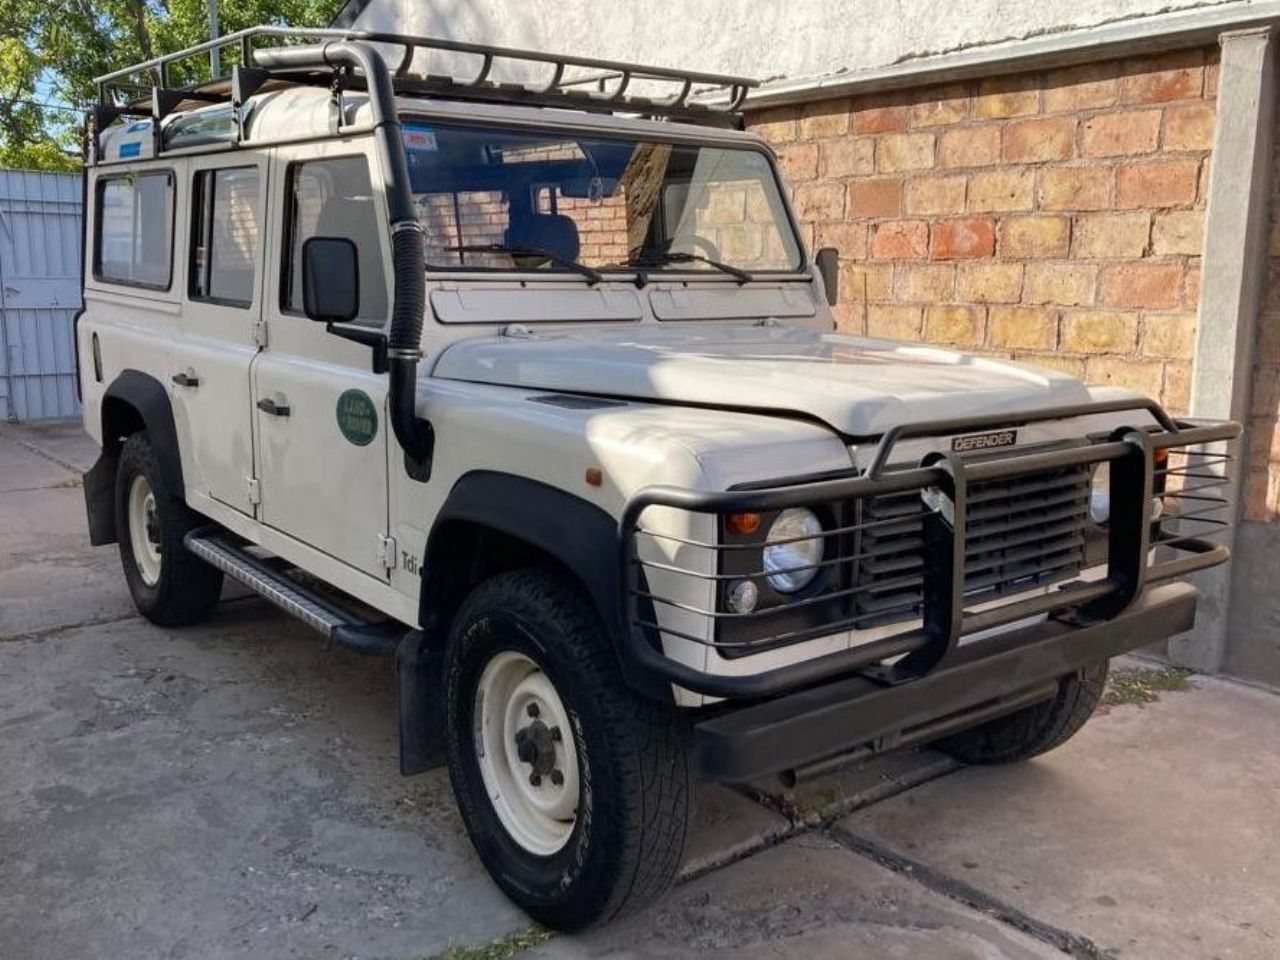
[302,237,360,323]
[815,247,839,307]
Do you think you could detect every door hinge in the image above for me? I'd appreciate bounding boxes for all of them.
[378,534,398,573]
[252,320,268,348]
[246,476,261,506]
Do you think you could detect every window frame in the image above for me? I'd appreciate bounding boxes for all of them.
[187,165,262,310]
[401,119,809,280]
[279,153,384,323]
[92,168,177,292]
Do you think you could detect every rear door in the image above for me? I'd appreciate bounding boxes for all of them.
[171,156,267,514]
[252,140,392,579]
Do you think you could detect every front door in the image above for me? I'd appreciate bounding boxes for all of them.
[172,157,266,514]
[253,141,392,579]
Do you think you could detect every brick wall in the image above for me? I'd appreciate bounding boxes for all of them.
[747,48,1220,417]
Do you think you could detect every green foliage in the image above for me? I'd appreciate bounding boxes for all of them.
[438,926,556,960]
[0,0,347,170]
[1102,665,1193,709]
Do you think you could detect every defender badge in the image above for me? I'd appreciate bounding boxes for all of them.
[951,429,1017,453]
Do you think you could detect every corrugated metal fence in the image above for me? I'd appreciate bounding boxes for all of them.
[0,170,82,422]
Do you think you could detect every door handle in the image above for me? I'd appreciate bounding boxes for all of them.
[257,397,291,418]
[171,371,200,388]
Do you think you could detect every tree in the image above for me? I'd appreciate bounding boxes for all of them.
[0,0,346,171]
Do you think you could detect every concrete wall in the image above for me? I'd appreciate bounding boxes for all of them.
[344,0,1245,85]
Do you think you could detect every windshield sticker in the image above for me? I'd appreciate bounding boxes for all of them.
[336,389,378,446]
[404,125,438,152]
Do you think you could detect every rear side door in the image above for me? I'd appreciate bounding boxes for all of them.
[170,157,267,515]
[253,140,392,579]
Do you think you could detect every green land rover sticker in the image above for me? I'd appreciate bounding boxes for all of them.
[336,389,378,446]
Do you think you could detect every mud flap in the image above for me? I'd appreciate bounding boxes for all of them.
[83,449,119,546]
[396,629,446,776]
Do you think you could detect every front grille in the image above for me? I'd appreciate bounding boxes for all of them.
[854,464,1092,629]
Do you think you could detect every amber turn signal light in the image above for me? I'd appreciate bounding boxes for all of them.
[726,512,762,536]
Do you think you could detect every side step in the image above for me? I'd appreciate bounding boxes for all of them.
[184,530,404,657]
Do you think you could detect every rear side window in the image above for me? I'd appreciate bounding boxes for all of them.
[190,167,261,307]
[283,156,387,324]
[95,171,174,288]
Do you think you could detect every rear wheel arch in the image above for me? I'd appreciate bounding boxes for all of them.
[85,370,186,546]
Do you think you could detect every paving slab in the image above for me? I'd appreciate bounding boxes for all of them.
[839,676,1280,960]
[528,834,1061,959]
[0,603,527,960]
[0,419,101,473]
[679,785,790,878]
[0,426,85,494]
[0,481,138,639]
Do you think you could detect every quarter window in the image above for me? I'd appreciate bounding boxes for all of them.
[283,156,387,323]
[190,167,261,307]
[94,171,174,288]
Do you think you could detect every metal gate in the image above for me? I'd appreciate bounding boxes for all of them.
[0,169,83,422]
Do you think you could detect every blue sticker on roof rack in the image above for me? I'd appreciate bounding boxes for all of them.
[118,141,142,158]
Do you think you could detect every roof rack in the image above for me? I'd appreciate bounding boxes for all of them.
[91,25,758,142]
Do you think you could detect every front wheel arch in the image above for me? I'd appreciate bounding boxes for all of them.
[420,472,668,702]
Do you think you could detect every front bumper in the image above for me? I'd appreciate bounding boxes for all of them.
[692,580,1196,783]
[620,399,1238,701]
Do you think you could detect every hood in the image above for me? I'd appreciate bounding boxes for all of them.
[430,323,1094,436]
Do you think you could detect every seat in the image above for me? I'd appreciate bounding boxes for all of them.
[504,212,582,263]
[314,196,388,320]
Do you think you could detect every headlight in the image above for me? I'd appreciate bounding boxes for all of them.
[763,508,824,593]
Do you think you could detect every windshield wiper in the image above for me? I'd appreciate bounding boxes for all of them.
[444,243,602,285]
[621,251,754,285]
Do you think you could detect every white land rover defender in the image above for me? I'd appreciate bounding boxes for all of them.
[78,27,1240,930]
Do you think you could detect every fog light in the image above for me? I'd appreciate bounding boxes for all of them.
[725,579,759,614]
[1090,464,1111,525]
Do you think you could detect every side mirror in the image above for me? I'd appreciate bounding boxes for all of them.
[814,247,839,307]
[302,237,360,323]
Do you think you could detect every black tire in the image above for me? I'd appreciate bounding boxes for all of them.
[115,433,223,626]
[444,569,692,931]
[935,661,1109,765]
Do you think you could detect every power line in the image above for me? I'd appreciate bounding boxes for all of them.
[0,98,84,115]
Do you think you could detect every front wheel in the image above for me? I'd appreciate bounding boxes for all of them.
[444,569,692,931]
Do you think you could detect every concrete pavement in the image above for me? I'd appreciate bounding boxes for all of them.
[1,420,1277,960]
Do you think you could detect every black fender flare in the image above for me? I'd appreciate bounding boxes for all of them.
[84,369,185,546]
[420,470,668,701]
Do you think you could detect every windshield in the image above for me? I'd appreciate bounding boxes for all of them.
[402,121,804,277]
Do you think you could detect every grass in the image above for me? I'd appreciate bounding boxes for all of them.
[1102,665,1193,709]
[437,926,556,960]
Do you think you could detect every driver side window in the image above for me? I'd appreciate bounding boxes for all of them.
[283,156,388,324]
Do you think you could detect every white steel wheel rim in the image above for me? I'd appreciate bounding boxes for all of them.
[474,650,580,856]
[127,473,163,587]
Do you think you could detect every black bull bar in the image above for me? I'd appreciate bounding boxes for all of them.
[618,398,1240,779]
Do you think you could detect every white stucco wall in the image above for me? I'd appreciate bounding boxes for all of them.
[348,0,1256,86]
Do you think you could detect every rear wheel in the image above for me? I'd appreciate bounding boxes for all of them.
[936,661,1109,765]
[115,433,222,626]
[444,569,692,931]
